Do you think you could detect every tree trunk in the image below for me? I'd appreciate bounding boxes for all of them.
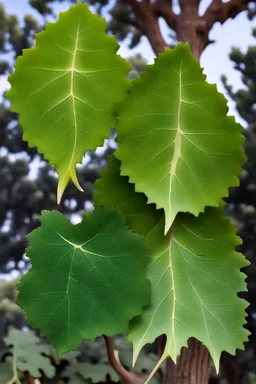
[221,352,244,384]
[176,24,206,61]
[176,14,210,60]
[164,338,210,384]
[175,2,211,60]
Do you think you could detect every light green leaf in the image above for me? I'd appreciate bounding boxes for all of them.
[129,206,249,379]
[0,358,14,384]
[4,328,55,378]
[115,44,245,234]
[63,362,119,383]
[62,363,87,384]
[93,159,249,375]
[17,208,150,355]
[7,2,131,203]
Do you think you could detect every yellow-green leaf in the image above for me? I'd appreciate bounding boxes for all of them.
[7,3,131,202]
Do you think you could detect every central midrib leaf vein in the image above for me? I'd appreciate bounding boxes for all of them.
[69,22,80,177]
[167,61,183,230]
[167,232,177,358]
[57,20,81,203]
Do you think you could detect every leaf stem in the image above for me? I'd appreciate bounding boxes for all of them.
[6,357,22,384]
[103,336,143,384]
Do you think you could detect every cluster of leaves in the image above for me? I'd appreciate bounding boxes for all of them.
[0,0,147,276]
[7,2,249,381]
[0,1,113,276]
[0,328,161,384]
[0,328,55,383]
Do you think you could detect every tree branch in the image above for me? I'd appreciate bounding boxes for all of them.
[179,0,201,12]
[153,0,179,31]
[205,0,254,27]
[103,336,143,384]
[118,0,168,55]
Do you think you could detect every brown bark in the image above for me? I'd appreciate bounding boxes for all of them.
[141,8,167,55]
[221,352,245,384]
[119,0,256,59]
[205,0,252,27]
[176,19,209,60]
[24,372,35,384]
[174,0,209,59]
[103,336,143,384]
[120,0,167,55]
[164,338,210,384]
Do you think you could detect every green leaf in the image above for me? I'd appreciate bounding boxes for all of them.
[115,44,245,234]
[94,156,163,238]
[4,328,55,378]
[63,362,119,383]
[93,160,249,374]
[129,206,249,377]
[0,358,14,384]
[17,208,150,355]
[7,2,131,203]
[63,363,88,384]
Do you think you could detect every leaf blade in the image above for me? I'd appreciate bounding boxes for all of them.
[116,44,245,233]
[94,159,249,372]
[4,329,55,379]
[94,156,163,238]
[17,208,150,355]
[129,206,249,371]
[7,3,131,202]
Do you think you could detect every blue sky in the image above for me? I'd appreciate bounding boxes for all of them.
[2,0,256,123]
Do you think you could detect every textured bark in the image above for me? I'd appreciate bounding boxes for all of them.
[120,0,255,59]
[176,19,208,60]
[142,10,166,55]
[164,338,210,384]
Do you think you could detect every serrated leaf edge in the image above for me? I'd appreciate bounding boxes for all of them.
[7,2,132,203]
[128,208,250,382]
[115,44,246,233]
[16,208,151,356]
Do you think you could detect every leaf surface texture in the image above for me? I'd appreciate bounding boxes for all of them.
[7,3,131,202]
[17,208,150,355]
[116,44,245,233]
[94,158,249,371]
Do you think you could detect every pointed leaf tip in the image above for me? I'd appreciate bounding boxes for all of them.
[116,44,245,233]
[57,167,84,204]
[8,2,131,199]
[93,156,248,377]
[129,205,249,372]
